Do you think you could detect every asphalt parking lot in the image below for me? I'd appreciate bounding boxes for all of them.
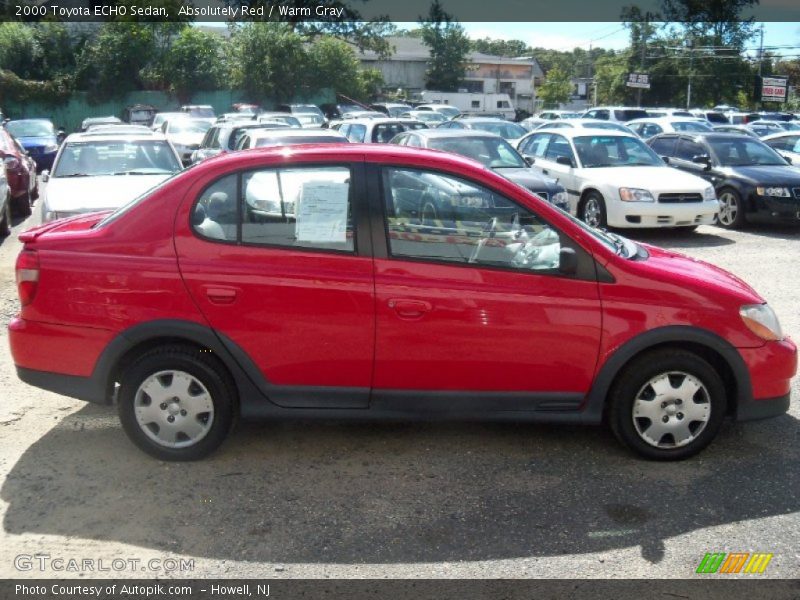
[0,180,798,579]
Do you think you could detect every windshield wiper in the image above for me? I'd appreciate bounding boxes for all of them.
[113,170,172,175]
[603,231,629,257]
[58,173,90,178]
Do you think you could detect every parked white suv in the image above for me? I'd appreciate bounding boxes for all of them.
[517,128,719,229]
[581,106,648,123]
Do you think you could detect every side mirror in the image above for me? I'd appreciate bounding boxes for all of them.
[41,170,50,183]
[691,154,711,170]
[661,155,670,164]
[558,247,578,275]
[784,155,792,165]
[524,155,534,166]
[556,155,574,167]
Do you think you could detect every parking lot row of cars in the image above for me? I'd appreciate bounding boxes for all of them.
[4,100,800,234]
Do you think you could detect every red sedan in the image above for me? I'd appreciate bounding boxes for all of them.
[0,127,37,217]
[7,145,797,461]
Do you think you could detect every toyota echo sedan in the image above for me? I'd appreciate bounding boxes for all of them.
[8,145,796,461]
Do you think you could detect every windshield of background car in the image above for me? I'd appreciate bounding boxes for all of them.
[53,140,182,177]
[435,106,461,119]
[469,121,527,140]
[293,106,325,117]
[573,135,663,167]
[672,121,713,132]
[169,120,211,135]
[428,136,527,168]
[295,114,325,126]
[708,138,788,166]
[615,109,648,121]
[96,167,192,228]
[586,122,632,133]
[415,112,446,123]
[254,136,345,147]
[6,120,55,137]
[387,106,413,117]
[189,107,215,118]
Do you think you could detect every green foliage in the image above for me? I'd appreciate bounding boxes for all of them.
[538,67,574,108]
[161,27,226,102]
[0,69,72,106]
[419,0,470,92]
[471,38,531,57]
[0,22,38,79]
[593,53,630,105]
[306,37,383,101]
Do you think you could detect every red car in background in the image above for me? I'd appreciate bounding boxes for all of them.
[7,145,797,462]
[0,127,37,217]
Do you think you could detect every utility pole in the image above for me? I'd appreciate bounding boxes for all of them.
[637,16,648,106]
[589,42,597,107]
[758,24,765,110]
[686,36,693,109]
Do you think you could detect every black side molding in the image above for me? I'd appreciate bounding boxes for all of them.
[736,394,790,421]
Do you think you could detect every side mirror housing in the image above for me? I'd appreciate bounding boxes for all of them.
[41,170,50,183]
[556,155,574,167]
[784,155,793,165]
[691,154,711,170]
[661,155,670,164]
[524,155,534,166]
[558,247,578,275]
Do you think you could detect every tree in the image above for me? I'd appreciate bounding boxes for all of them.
[538,67,574,108]
[0,23,39,79]
[306,37,383,101]
[472,38,531,57]
[593,52,630,105]
[418,0,471,92]
[161,27,227,102]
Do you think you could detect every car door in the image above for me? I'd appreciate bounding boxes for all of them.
[370,165,602,407]
[671,137,716,184]
[175,160,375,408]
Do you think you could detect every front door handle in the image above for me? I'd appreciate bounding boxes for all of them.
[203,286,238,305]
[388,299,432,319]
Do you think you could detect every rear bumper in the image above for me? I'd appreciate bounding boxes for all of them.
[735,393,790,421]
[16,366,106,404]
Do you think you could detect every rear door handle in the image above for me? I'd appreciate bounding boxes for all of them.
[388,299,432,319]
[203,286,238,305]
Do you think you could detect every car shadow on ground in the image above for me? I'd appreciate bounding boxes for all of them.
[622,228,736,249]
[3,404,800,565]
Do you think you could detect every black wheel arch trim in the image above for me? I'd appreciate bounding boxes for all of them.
[581,325,754,424]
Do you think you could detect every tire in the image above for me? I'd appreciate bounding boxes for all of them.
[608,349,727,461]
[716,188,746,229]
[420,199,439,226]
[118,345,236,461]
[11,190,32,218]
[580,192,607,229]
[0,195,11,237]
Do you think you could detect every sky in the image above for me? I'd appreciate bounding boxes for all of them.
[450,22,800,55]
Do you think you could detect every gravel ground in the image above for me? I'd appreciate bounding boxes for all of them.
[0,183,798,580]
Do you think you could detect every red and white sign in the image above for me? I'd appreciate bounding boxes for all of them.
[760,77,788,102]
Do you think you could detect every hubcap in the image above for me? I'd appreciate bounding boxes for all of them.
[583,198,602,228]
[134,370,214,449]
[718,192,738,226]
[632,371,711,449]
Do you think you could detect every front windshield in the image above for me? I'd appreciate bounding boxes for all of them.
[708,138,788,166]
[296,114,324,126]
[189,107,215,118]
[293,105,325,118]
[469,121,527,140]
[559,112,581,119]
[435,106,461,119]
[6,120,55,137]
[387,106,412,117]
[574,135,663,168]
[169,120,211,135]
[428,136,527,168]
[415,112,446,123]
[53,140,182,177]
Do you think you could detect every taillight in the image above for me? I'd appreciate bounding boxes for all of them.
[15,249,39,306]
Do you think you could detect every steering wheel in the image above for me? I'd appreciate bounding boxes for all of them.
[469,217,499,263]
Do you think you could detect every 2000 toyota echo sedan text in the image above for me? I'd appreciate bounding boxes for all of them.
[8,145,797,461]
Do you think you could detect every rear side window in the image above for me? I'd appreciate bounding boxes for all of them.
[192,166,354,253]
[519,133,551,157]
[345,124,366,143]
[615,109,647,121]
[650,137,677,156]
[705,113,728,124]
[675,139,705,161]
[372,123,405,143]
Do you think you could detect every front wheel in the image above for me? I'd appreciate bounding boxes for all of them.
[580,192,607,229]
[118,345,236,461]
[716,188,746,229]
[609,349,727,460]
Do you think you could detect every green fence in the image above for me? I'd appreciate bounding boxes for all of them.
[4,89,335,132]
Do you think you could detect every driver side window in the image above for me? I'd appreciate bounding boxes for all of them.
[382,168,562,273]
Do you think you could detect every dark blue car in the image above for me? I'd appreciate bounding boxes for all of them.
[4,119,59,171]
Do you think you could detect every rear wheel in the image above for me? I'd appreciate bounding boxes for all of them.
[0,195,11,237]
[118,345,236,461]
[609,349,727,460]
[11,190,32,218]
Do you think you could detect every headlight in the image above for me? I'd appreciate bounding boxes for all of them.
[740,304,783,341]
[552,191,568,206]
[619,187,654,202]
[44,144,59,153]
[755,186,790,197]
[703,186,716,200]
